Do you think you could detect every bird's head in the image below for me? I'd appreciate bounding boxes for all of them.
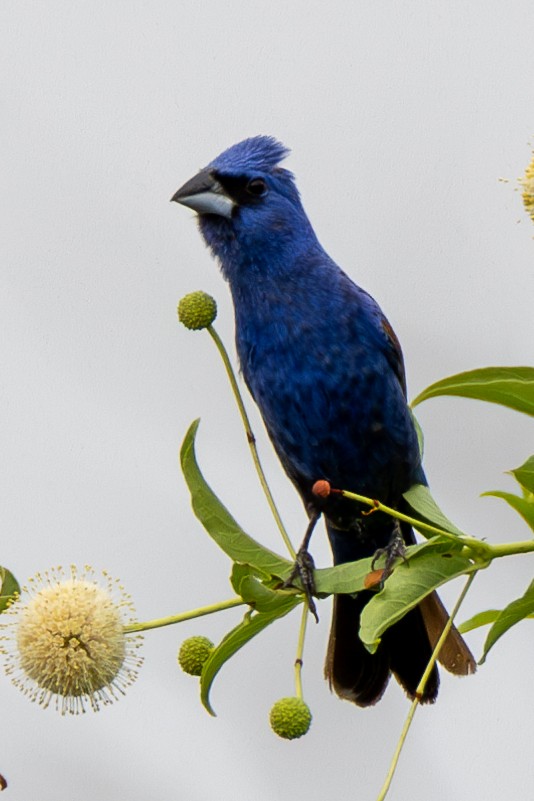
[171,136,316,276]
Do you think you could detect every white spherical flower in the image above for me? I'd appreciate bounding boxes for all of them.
[520,151,534,224]
[0,566,143,714]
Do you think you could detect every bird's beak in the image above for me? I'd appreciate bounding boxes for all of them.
[171,170,235,219]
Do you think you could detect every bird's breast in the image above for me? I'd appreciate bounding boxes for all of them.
[235,306,419,503]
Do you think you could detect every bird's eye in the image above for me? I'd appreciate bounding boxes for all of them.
[246,178,267,197]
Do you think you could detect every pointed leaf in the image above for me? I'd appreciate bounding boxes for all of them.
[458,609,508,634]
[200,596,301,714]
[482,490,534,532]
[480,580,534,663]
[509,456,534,495]
[458,610,498,634]
[180,420,293,580]
[411,366,534,417]
[314,558,372,597]
[403,484,466,537]
[237,573,299,613]
[230,562,270,595]
[409,409,424,458]
[314,539,446,596]
[230,562,296,611]
[0,567,20,613]
[360,542,475,652]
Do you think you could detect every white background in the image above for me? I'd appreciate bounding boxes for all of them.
[1,2,533,799]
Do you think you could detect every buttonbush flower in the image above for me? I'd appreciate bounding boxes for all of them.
[269,697,312,739]
[520,150,534,224]
[178,635,214,675]
[0,566,143,714]
[178,291,217,330]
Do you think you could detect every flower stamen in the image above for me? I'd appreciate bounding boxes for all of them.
[0,566,143,714]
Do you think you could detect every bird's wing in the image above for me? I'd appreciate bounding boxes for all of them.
[379,316,408,397]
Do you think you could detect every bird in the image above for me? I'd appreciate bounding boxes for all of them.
[171,136,475,706]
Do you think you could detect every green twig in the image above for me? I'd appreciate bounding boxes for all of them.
[124,597,245,634]
[208,325,296,559]
[484,540,534,559]
[294,602,309,699]
[340,489,492,558]
[341,488,534,565]
[375,571,478,801]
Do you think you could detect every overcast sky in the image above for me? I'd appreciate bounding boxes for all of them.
[1,3,534,800]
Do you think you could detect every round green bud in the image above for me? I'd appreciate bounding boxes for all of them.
[269,697,312,740]
[177,636,214,676]
[178,291,217,330]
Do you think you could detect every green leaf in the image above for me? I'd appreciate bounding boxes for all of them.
[482,490,534,532]
[409,409,424,458]
[411,366,534,417]
[314,539,445,596]
[200,596,301,715]
[230,562,270,594]
[480,580,534,663]
[359,542,475,652]
[0,567,20,613]
[314,558,373,596]
[459,608,534,635]
[180,420,293,580]
[230,563,260,595]
[458,609,507,634]
[509,455,534,495]
[230,563,299,613]
[403,484,466,537]
[458,609,498,634]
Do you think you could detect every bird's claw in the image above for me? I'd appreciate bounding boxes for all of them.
[371,526,408,586]
[284,547,319,622]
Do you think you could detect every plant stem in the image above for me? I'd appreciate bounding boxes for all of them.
[340,489,490,556]
[124,597,245,634]
[341,489,534,565]
[375,571,478,801]
[486,540,534,558]
[294,602,309,699]
[208,325,296,559]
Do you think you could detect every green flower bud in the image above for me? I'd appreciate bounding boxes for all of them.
[269,697,312,740]
[178,291,217,330]
[177,636,214,676]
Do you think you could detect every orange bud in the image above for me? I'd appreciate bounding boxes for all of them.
[364,569,384,590]
[312,480,331,498]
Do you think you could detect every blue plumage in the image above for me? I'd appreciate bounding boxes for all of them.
[208,135,290,174]
[172,136,474,705]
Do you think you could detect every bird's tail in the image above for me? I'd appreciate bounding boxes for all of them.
[324,521,475,706]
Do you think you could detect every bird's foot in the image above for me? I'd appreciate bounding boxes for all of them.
[371,525,408,585]
[283,547,319,622]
